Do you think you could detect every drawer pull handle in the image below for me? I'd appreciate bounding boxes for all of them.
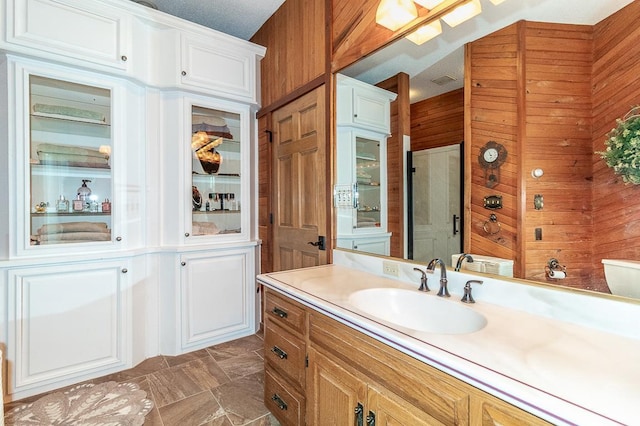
[272,307,288,318]
[355,403,364,426]
[271,345,288,359]
[366,411,376,425]
[271,393,288,411]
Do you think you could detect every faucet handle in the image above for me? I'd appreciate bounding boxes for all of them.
[413,267,430,292]
[461,280,483,304]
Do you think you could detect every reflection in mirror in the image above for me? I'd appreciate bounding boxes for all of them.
[336,0,640,298]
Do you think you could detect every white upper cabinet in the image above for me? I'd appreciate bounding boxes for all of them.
[179,33,261,104]
[2,0,132,71]
[336,74,396,134]
[5,57,144,258]
[160,93,254,247]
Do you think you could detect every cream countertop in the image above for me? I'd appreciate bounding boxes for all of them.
[257,259,640,426]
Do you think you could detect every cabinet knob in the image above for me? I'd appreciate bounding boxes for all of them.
[121,55,128,62]
[271,345,288,360]
[271,307,288,318]
[181,261,186,266]
[185,232,190,237]
[181,70,187,76]
[116,236,122,242]
[121,268,128,273]
[271,394,288,411]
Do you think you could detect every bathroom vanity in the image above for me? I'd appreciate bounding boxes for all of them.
[257,250,640,425]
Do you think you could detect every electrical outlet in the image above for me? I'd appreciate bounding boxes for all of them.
[382,261,399,277]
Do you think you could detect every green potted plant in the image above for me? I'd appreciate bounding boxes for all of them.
[598,106,640,184]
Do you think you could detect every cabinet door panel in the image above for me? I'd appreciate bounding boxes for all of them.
[180,251,251,348]
[181,34,255,103]
[264,320,306,388]
[265,369,305,426]
[7,261,130,393]
[7,0,130,69]
[369,385,445,426]
[307,349,367,426]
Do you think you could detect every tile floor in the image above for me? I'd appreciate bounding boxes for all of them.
[4,333,280,426]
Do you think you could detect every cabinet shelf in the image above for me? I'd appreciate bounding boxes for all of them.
[31,164,111,177]
[31,212,111,217]
[193,210,240,214]
[31,113,111,138]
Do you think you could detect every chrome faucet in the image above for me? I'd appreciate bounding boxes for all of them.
[455,253,474,272]
[427,258,449,297]
[413,267,430,292]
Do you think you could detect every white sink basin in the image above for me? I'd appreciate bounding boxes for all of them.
[348,288,487,334]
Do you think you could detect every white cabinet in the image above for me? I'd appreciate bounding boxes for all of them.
[179,33,260,104]
[160,246,258,355]
[336,74,396,256]
[6,259,132,399]
[336,73,395,133]
[160,93,254,246]
[3,57,144,258]
[2,0,131,71]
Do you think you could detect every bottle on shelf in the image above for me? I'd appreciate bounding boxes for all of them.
[56,195,69,213]
[102,198,111,213]
[72,195,84,212]
[77,179,92,211]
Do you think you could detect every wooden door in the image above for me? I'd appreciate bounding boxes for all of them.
[272,87,328,271]
[411,145,462,263]
[307,348,367,426]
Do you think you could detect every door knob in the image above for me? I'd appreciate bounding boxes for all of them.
[307,236,326,250]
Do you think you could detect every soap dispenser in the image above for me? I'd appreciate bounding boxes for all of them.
[77,179,92,211]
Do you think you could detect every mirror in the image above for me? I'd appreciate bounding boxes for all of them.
[336,0,639,297]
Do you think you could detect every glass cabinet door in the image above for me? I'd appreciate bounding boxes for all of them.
[190,105,242,236]
[29,75,113,246]
[355,136,382,230]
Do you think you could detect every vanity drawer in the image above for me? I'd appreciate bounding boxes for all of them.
[265,369,305,426]
[264,319,306,389]
[264,288,306,334]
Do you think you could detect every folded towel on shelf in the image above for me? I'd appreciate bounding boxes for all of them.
[38,222,109,235]
[36,143,110,168]
[37,143,108,158]
[33,103,106,122]
[37,231,111,242]
[192,221,220,235]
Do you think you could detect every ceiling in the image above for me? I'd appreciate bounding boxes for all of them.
[342,0,635,102]
[135,0,635,103]
[135,0,285,40]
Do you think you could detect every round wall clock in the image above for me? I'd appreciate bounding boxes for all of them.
[478,141,507,188]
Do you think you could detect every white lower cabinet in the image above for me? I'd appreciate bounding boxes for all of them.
[161,245,258,355]
[6,259,132,399]
[337,234,391,256]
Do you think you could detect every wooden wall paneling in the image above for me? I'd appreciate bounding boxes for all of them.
[251,0,326,109]
[258,114,272,273]
[377,73,410,259]
[466,24,519,266]
[410,88,464,152]
[591,1,640,292]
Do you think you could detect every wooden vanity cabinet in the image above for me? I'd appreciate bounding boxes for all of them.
[263,288,307,425]
[263,288,551,426]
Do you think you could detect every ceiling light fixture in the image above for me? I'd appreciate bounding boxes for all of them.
[441,0,482,27]
[376,0,418,31]
[406,20,443,45]
[488,0,507,4]
[412,0,446,9]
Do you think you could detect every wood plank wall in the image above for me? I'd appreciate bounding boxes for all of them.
[522,22,594,289]
[410,88,464,152]
[377,73,411,258]
[251,0,326,108]
[466,24,520,272]
[592,1,640,291]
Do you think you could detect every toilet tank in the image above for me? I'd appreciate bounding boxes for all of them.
[602,259,640,299]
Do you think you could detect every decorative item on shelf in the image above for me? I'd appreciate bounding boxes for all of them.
[102,198,111,213]
[77,179,92,211]
[597,105,640,184]
[545,258,567,280]
[192,186,202,211]
[191,131,223,174]
[56,195,70,213]
[482,213,501,235]
[478,140,507,188]
[34,201,48,213]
